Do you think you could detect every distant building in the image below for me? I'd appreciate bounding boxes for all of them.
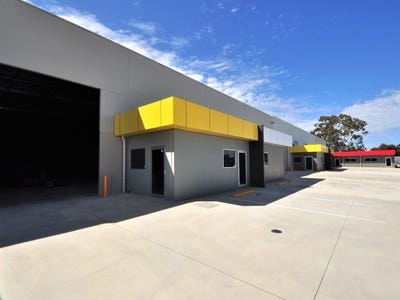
[332,150,396,168]
[289,144,329,171]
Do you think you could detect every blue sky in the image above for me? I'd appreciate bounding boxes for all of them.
[24,0,400,149]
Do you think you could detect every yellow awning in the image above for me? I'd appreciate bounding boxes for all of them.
[290,144,329,153]
[114,96,258,141]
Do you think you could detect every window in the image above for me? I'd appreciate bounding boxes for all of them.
[293,156,303,164]
[344,158,357,163]
[364,157,378,162]
[223,150,235,168]
[264,152,269,166]
[131,148,145,169]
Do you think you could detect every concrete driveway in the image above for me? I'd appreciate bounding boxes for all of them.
[1,168,400,299]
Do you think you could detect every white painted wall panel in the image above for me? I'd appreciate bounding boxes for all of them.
[264,127,292,147]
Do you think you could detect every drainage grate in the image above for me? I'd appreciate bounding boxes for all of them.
[194,202,219,209]
[271,229,282,234]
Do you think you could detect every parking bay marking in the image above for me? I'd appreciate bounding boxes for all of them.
[272,204,386,224]
[229,195,386,224]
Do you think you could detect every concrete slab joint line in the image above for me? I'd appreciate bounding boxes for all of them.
[111,221,286,300]
[313,186,359,300]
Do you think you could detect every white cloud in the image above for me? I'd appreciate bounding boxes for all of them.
[169,37,189,48]
[231,8,239,13]
[222,43,235,55]
[204,25,213,33]
[188,59,233,73]
[45,6,180,70]
[129,19,157,35]
[25,2,319,131]
[342,90,400,132]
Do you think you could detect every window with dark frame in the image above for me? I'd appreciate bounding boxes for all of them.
[345,158,357,162]
[264,152,269,166]
[223,150,235,168]
[364,157,378,162]
[293,156,303,163]
[131,148,145,169]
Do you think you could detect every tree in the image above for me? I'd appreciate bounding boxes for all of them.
[311,114,368,151]
[371,143,400,155]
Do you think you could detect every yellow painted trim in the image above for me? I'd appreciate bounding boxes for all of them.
[210,109,229,135]
[290,144,329,153]
[228,115,243,138]
[114,96,258,141]
[186,101,210,132]
[276,178,298,187]
[138,101,161,130]
[231,189,255,198]
[113,114,120,136]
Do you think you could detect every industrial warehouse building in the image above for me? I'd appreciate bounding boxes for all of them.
[332,150,396,168]
[290,144,329,171]
[0,0,326,200]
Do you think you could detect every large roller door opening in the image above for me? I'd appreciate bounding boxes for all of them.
[0,63,100,201]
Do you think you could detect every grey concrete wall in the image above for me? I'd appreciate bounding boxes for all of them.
[337,156,394,168]
[292,153,325,171]
[127,129,252,200]
[173,130,248,200]
[315,153,325,171]
[264,144,287,181]
[125,131,174,199]
[0,0,325,194]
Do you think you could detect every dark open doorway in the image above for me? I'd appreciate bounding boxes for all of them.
[152,148,164,195]
[305,156,313,170]
[335,158,340,167]
[0,63,100,201]
[238,151,246,185]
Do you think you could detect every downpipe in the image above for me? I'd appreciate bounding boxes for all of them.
[121,136,126,193]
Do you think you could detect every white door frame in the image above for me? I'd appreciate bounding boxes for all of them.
[237,150,247,186]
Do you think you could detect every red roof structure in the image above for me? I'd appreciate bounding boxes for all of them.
[332,150,396,157]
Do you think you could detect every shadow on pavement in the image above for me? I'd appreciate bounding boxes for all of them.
[208,174,325,206]
[0,186,187,248]
[0,171,324,248]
